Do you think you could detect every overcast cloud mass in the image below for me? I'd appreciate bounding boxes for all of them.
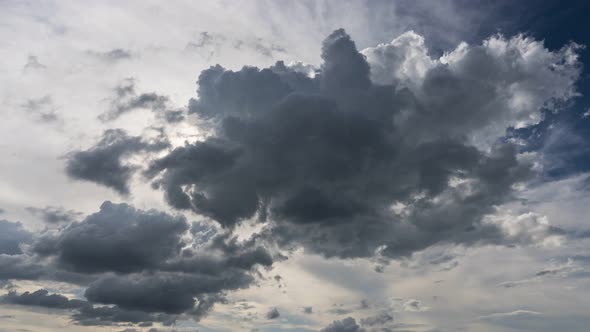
[1,1,590,331]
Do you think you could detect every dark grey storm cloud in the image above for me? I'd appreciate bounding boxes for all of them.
[0,288,176,327]
[146,29,556,260]
[0,289,87,310]
[321,317,364,332]
[0,220,33,255]
[0,201,274,326]
[360,311,394,327]
[65,128,169,195]
[99,78,185,123]
[25,205,82,224]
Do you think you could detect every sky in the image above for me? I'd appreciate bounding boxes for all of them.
[1,1,590,331]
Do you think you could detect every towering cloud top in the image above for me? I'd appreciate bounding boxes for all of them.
[146,29,578,260]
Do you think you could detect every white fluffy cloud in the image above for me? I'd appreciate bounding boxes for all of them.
[363,32,582,144]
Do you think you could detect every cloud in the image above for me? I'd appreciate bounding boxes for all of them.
[266,307,280,319]
[0,201,273,326]
[321,317,364,332]
[0,253,92,285]
[32,201,189,273]
[478,310,542,320]
[88,48,133,61]
[366,34,581,145]
[99,78,185,123]
[147,29,578,260]
[0,289,87,310]
[498,258,581,288]
[0,288,175,327]
[185,31,287,61]
[402,299,430,312]
[72,304,176,326]
[65,128,170,195]
[360,311,394,326]
[0,220,33,255]
[20,95,61,123]
[23,55,45,71]
[361,31,433,87]
[25,205,82,224]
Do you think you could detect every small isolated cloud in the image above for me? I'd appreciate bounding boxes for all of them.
[328,303,353,316]
[99,78,185,123]
[266,307,280,319]
[65,128,170,195]
[23,55,45,71]
[0,201,273,326]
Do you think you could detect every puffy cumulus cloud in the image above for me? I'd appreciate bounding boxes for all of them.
[0,202,273,326]
[99,78,185,123]
[0,289,87,310]
[360,311,394,327]
[147,29,577,260]
[0,220,33,255]
[83,271,253,314]
[65,128,170,195]
[321,317,365,332]
[362,33,581,144]
[88,48,133,62]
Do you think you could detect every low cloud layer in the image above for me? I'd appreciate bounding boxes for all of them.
[1,10,587,329]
